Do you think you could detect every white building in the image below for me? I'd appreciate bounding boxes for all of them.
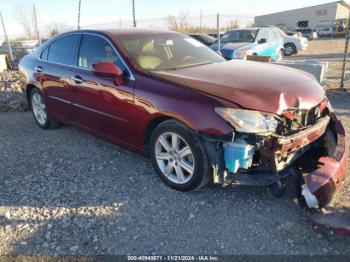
[254,1,350,30]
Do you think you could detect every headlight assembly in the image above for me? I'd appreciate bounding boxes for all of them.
[215,108,278,134]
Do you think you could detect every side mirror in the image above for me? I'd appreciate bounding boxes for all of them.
[258,38,267,44]
[92,62,123,85]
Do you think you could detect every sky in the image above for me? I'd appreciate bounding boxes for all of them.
[0,0,344,39]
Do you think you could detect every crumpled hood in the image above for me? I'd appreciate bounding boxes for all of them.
[152,60,325,115]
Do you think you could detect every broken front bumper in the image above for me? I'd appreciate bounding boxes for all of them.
[301,116,348,209]
[205,112,348,209]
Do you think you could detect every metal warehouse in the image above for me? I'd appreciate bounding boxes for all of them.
[254,1,350,30]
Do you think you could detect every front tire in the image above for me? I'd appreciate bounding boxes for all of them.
[150,120,211,191]
[30,88,60,129]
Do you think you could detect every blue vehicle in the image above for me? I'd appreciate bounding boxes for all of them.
[210,27,284,61]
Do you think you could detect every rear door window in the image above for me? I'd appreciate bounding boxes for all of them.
[267,29,276,41]
[47,34,81,66]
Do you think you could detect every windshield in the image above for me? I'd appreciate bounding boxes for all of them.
[117,34,225,71]
[220,30,259,43]
[274,27,287,37]
[197,34,216,43]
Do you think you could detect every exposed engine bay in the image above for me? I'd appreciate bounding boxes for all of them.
[202,102,348,233]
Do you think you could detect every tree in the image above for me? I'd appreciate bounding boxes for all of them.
[45,22,73,37]
[167,15,178,31]
[166,10,190,33]
[227,19,240,30]
[178,10,190,32]
[15,4,35,38]
[246,23,255,28]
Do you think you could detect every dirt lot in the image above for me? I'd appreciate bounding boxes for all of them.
[294,38,350,89]
[299,39,345,56]
[0,91,349,255]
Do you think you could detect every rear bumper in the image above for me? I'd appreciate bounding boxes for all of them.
[302,117,348,208]
[300,43,308,51]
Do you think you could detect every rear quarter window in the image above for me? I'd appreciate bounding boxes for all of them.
[40,46,49,60]
[47,34,81,66]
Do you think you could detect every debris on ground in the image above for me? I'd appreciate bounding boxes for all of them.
[0,70,28,112]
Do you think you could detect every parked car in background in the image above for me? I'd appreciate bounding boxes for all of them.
[295,28,318,40]
[210,27,284,61]
[286,31,302,37]
[19,29,348,210]
[316,26,332,38]
[273,27,308,56]
[1,40,41,59]
[0,42,33,61]
[189,34,216,46]
[208,32,225,39]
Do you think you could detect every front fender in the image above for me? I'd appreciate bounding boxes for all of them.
[132,74,235,152]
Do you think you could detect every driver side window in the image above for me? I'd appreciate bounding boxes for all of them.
[257,29,269,43]
[78,34,126,73]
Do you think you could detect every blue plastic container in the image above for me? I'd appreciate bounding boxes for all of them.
[224,139,255,173]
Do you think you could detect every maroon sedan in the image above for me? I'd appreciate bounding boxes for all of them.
[19,29,347,210]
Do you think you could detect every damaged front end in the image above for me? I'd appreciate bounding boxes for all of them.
[203,100,348,220]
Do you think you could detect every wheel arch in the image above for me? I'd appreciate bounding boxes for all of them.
[26,83,39,108]
[143,115,178,157]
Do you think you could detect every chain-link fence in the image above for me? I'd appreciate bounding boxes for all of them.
[0,2,350,90]
[286,24,350,92]
[83,14,253,32]
[82,13,350,92]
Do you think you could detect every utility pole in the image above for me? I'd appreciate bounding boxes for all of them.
[77,0,82,30]
[0,11,13,62]
[33,5,41,44]
[200,9,202,33]
[217,13,221,52]
[340,12,350,92]
[132,0,136,28]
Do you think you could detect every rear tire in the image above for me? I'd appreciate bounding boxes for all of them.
[150,120,211,191]
[30,88,60,129]
[283,43,296,56]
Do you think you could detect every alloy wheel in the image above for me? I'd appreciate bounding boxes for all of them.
[284,46,294,56]
[32,93,47,125]
[155,132,195,184]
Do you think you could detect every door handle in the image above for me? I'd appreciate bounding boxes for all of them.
[34,65,43,72]
[71,75,84,84]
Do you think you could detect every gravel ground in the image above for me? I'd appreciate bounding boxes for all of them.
[0,92,349,255]
[0,70,28,112]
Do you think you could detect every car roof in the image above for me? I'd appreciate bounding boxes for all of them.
[67,28,182,37]
[228,27,263,31]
